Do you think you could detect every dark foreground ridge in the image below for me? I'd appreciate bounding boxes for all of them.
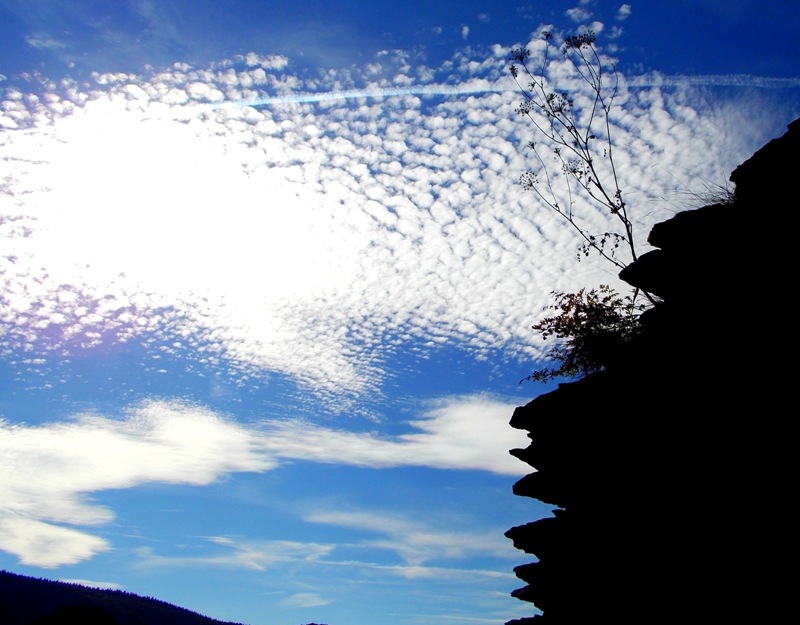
[505,118,799,623]
[0,570,248,625]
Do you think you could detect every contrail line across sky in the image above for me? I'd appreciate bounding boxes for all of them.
[213,74,800,109]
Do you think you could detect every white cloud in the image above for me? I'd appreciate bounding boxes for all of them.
[242,53,289,70]
[281,593,332,608]
[587,19,604,33]
[58,578,124,590]
[261,395,528,474]
[461,25,470,39]
[360,563,509,581]
[25,34,67,50]
[0,516,110,568]
[565,7,592,23]
[1,35,795,416]
[0,400,275,566]
[0,394,527,567]
[617,4,632,20]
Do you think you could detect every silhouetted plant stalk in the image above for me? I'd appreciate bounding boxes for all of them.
[509,30,638,271]
[509,31,660,385]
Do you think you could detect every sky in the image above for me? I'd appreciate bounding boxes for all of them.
[1,1,799,624]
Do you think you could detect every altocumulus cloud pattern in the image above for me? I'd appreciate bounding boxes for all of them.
[0,46,794,415]
[2,19,800,625]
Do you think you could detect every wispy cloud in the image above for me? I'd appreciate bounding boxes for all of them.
[126,526,530,625]
[136,538,334,571]
[261,395,527,474]
[25,34,67,50]
[131,508,518,584]
[58,578,124,589]
[304,508,515,567]
[0,394,524,567]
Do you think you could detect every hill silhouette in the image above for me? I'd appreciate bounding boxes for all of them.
[0,570,248,625]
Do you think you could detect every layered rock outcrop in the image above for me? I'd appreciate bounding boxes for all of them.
[505,118,798,623]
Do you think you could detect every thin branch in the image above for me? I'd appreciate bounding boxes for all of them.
[508,30,645,272]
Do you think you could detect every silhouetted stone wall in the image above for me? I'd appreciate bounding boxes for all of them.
[505,118,798,624]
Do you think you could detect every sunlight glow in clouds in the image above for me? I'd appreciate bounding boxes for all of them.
[1,8,799,622]
[2,39,789,410]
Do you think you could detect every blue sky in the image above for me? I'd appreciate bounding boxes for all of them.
[1,1,799,624]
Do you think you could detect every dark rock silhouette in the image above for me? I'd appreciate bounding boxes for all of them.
[505,118,798,623]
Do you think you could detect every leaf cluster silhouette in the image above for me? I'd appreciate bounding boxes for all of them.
[521,285,643,383]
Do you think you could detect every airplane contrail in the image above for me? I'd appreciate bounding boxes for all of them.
[213,84,506,108]
[214,74,800,109]
[626,73,800,89]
